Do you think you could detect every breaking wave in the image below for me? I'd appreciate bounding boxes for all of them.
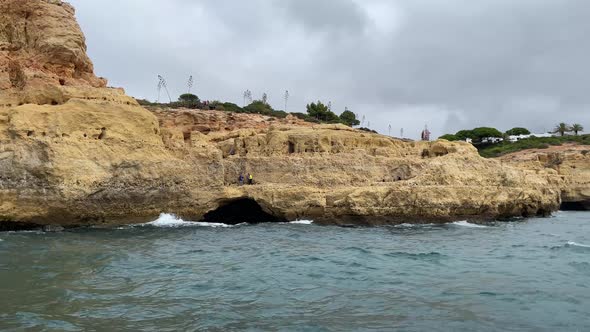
[145,214,233,228]
[290,220,314,225]
[567,241,590,248]
[142,214,314,228]
[452,221,489,228]
[394,223,436,228]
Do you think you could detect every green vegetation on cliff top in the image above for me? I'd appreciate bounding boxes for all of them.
[137,95,361,127]
[478,135,590,158]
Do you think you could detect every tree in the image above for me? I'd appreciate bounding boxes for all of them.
[244,100,273,115]
[554,123,570,136]
[178,93,200,107]
[339,108,360,127]
[471,127,503,139]
[571,123,584,136]
[454,127,502,143]
[455,130,475,140]
[505,127,531,136]
[306,101,340,123]
[439,134,460,141]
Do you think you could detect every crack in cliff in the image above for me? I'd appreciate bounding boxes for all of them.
[24,11,31,47]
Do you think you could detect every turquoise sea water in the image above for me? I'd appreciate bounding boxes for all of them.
[1,212,589,331]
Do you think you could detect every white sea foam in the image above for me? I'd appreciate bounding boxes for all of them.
[394,223,437,228]
[145,214,233,228]
[290,220,314,225]
[567,241,590,248]
[452,221,489,228]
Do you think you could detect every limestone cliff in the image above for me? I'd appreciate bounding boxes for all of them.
[498,144,590,210]
[0,0,565,228]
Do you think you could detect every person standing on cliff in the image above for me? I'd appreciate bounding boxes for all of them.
[248,173,253,185]
[238,174,244,186]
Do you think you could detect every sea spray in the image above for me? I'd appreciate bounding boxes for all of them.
[145,213,233,228]
[290,220,314,225]
[452,221,489,228]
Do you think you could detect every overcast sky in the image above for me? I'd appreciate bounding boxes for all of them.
[69,0,589,138]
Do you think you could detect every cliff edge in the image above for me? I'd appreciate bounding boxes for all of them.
[0,0,565,228]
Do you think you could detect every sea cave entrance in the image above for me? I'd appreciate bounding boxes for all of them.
[560,201,589,211]
[202,198,287,225]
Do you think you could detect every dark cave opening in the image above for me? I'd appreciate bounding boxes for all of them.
[202,198,286,225]
[0,221,42,232]
[560,201,589,211]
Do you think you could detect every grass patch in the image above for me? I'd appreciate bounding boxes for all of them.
[478,135,590,158]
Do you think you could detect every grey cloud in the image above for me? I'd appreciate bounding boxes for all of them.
[69,0,589,138]
[277,0,369,35]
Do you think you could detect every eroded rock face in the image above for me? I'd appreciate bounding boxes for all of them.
[498,144,590,211]
[0,0,107,106]
[0,0,105,86]
[0,0,566,227]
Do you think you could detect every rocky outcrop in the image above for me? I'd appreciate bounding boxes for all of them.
[499,144,590,210]
[0,0,565,228]
[0,0,105,88]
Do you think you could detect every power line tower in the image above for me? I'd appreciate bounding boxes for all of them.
[157,75,171,103]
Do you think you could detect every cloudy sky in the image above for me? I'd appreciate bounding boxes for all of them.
[69,0,589,138]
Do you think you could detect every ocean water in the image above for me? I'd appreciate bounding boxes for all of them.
[1,212,589,331]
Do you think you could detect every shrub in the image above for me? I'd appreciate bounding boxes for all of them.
[339,110,360,127]
[222,102,245,113]
[478,134,590,158]
[270,110,288,118]
[136,99,155,106]
[291,112,320,123]
[358,127,378,134]
[178,93,200,108]
[244,100,273,115]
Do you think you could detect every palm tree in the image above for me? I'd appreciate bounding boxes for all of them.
[571,123,584,136]
[554,123,570,136]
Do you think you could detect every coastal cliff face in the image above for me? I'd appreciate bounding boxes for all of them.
[498,145,590,211]
[0,0,565,228]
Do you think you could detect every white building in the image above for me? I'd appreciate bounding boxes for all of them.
[508,133,554,142]
[481,137,504,144]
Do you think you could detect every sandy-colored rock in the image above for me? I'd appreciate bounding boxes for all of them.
[0,0,569,228]
[0,0,107,107]
[498,144,590,210]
